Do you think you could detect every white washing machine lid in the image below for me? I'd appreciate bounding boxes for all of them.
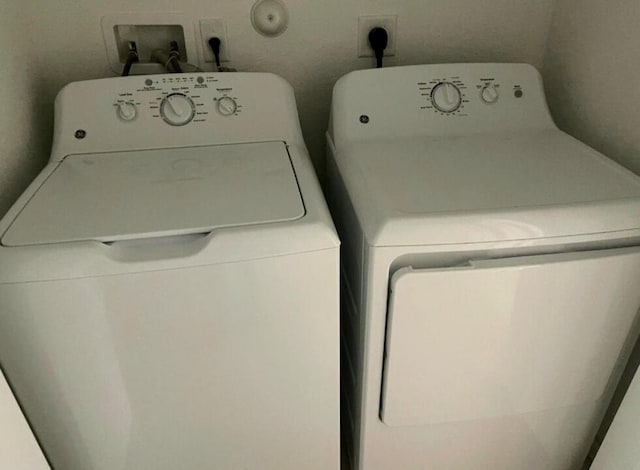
[2,141,305,246]
[336,129,640,246]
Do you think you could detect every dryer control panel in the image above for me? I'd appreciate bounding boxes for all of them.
[416,75,522,117]
[51,73,303,162]
[330,63,554,146]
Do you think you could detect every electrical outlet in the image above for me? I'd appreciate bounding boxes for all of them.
[199,19,230,63]
[357,15,397,58]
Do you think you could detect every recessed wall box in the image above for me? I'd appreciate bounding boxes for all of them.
[102,14,199,74]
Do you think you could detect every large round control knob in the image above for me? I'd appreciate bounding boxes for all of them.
[117,102,137,121]
[481,84,499,104]
[160,93,196,126]
[217,96,237,116]
[431,82,462,113]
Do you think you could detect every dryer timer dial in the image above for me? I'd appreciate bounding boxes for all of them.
[431,82,462,113]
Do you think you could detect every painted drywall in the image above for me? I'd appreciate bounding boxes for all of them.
[0,369,49,469]
[544,0,640,175]
[0,6,51,465]
[0,0,51,215]
[544,3,640,460]
[0,0,556,215]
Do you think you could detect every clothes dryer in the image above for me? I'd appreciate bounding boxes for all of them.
[326,63,640,469]
[0,73,340,470]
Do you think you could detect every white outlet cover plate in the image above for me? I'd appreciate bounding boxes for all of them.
[357,15,397,58]
[199,19,230,63]
[101,13,199,74]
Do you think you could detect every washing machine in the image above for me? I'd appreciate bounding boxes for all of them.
[0,72,340,469]
[326,63,640,469]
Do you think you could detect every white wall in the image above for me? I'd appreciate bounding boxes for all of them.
[0,11,50,463]
[544,0,640,176]
[0,0,556,215]
[0,0,51,215]
[544,3,640,461]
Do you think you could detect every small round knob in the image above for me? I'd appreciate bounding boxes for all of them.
[160,93,195,126]
[481,84,499,104]
[217,97,237,116]
[431,82,462,113]
[117,102,137,121]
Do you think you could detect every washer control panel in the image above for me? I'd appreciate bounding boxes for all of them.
[52,72,302,160]
[112,74,244,126]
